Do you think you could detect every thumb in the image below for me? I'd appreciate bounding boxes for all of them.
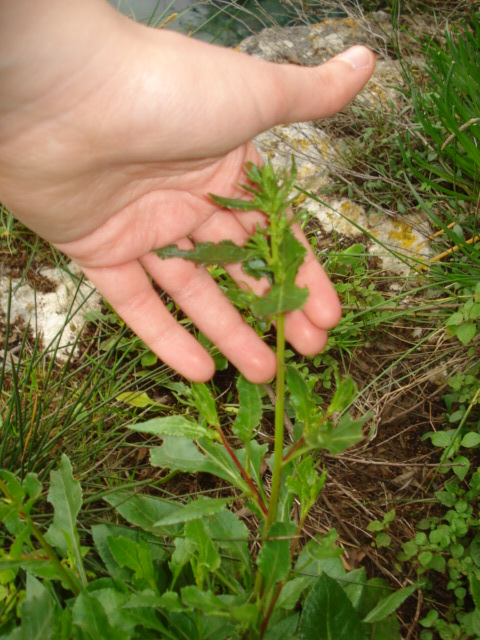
[242,45,376,133]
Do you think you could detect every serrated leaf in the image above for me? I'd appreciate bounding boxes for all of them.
[257,522,296,587]
[191,383,219,427]
[184,519,221,576]
[154,498,231,527]
[251,282,309,317]
[180,586,228,615]
[286,365,317,430]
[155,240,252,265]
[149,436,248,492]
[106,536,154,582]
[233,375,262,442]
[127,415,218,440]
[9,574,56,640]
[263,613,300,640]
[45,455,85,585]
[205,509,252,572]
[298,573,367,640]
[102,491,183,534]
[72,591,128,640]
[363,586,416,624]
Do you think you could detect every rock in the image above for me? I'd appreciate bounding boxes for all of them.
[239,18,433,276]
[0,262,102,362]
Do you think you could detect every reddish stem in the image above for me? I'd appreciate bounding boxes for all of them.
[216,428,268,517]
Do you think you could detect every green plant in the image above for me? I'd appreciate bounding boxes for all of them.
[398,469,480,640]
[0,160,415,638]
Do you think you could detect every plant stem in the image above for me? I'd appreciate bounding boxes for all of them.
[265,312,286,531]
[29,519,81,595]
[216,427,268,517]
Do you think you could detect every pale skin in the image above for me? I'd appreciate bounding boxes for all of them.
[0,0,376,382]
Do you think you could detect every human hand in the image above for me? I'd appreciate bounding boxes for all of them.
[0,0,375,382]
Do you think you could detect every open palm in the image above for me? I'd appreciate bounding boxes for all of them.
[0,1,375,381]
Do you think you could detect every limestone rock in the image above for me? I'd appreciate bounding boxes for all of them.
[0,262,102,362]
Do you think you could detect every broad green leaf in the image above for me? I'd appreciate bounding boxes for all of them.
[263,613,299,640]
[257,522,296,587]
[45,455,85,585]
[88,588,139,636]
[456,321,476,345]
[305,414,367,455]
[363,586,416,624]
[23,473,42,500]
[233,375,262,442]
[191,383,220,427]
[184,519,221,580]
[92,524,167,582]
[106,536,154,583]
[276,576,313,610]
[155,240,252,265]
[205,508,252,572]
[7,574,55,640]
[328,377,357,414]
[153,497,231,527]
[425,429,457,448]
[298,573,367,640]
[128,415,218,440]
[72,591,128,640]
[453,455,470,481]
[251,282,309,317]
[102,491,182,533]
[460,432,480,448]
[149,436,250,493]
[286,365,317,430]
[180,586,228,616]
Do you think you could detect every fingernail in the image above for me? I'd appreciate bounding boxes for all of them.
[335,45,373,70]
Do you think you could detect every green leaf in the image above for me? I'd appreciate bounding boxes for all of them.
[45,455,85,585]
[191,383,220,427]
[306,414,367,455]
[328,377,357,414]
[155,240,252,265]
[456,321,476,345]
[153,498,231,527]
[128,415,218,440]
[363,586,416,624]
[184,519,221,578]
[460,432,480,448]
[298,573,367,640]
[251,282,309,317]
[116,391,158,408]
[106,536,154,583]
[72,591,129,640]
[180,586,228,616]
[8,574,56,640]
[209,194,259,211]
[204,508,252,572]
[286,365,318,430]
[263,613,300,640]
[452,455,470,481]
[233,375,262,442]
[102,491,183,533]
[257,522,296,587]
